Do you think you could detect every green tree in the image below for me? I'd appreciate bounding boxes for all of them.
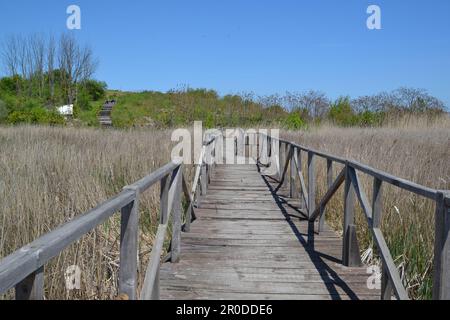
[284,112,306,130]
[80,80,107,101]
[328,97,357,126]
[0,99,8,122]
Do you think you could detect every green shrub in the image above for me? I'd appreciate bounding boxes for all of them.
[6,107,65,125]
[328,97,357,126]
[356,110,384,127]
[76,90,91,111]
[80,80,107,101]
[0,99,8,122]
[284,112,306,130]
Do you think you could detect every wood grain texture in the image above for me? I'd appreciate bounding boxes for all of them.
[160,164,380,300]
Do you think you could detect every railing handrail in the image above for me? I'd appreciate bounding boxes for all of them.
[259,131,450,300]
[261,133,441,200]
[140,131,222,299]
[0,160,183,298]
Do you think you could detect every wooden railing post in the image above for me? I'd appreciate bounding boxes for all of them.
[318,160,333,232]
[297,148,306,210]
[171,165,183,263]
[433,191,450,300]
[119,186,140,300]
[279,141,284,180]
[206,135,212,184]
[342,163,361,267]
[290,146,297,198]
[307,151,316,220]
[372,177,393,299]
[201,163,207,196]
[15,266,44,300]
[160,175,170,224]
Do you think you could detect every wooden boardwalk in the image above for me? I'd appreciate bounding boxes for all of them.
[1,130,448,300]
[160,164,379,300]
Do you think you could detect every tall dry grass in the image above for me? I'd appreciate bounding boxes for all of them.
[0,117,448,300]
[283,116,450,299]
[0,126,178,299]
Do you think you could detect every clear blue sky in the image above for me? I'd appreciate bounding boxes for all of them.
[1,0,449,106]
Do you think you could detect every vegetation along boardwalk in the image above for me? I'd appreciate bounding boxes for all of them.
[0,130,449,300]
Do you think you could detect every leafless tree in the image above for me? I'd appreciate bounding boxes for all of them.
[47,35,56,101]
[1,35,21,94]
[30,34,46,98]
[284,90,329,120]
[58,33,98,104]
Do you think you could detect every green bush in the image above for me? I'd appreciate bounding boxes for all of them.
[80,80,107,101]
[356,110,384,127]
[7,107,65,125]
[0,99,8,122]
[76,89,91,111]
[328,97,357,126]
[284,112,306,130]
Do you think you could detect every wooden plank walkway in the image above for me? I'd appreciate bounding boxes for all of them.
[160,164,380,300]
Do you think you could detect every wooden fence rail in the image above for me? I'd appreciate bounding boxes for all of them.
[0,133,221,300]
[258,132,450,300]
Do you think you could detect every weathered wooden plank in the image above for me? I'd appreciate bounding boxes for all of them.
[307,151,316,219]
[171,166,183,263]
[140,224,168,300]
[343,164,358,267]
[432,191,450,300]
[348,161,437,200]
[0,189,135,294]
[348,167,408,300]
[119,186,140,299]
[160,289,379,300]
[15,267,44,300]
[309,167,345,221]
[159,279,377,296]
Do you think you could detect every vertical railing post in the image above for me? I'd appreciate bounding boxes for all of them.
[285,143,289,177]
[372,177,392,299]
[119,186,140,300]
[195,180,202,208]
[342,163,361,267]
[297,148,306,210]
[307,151,316,220]
[433,191,450,300]
[279,141,284,180]
[318,159,333,232]
[205,135,213,187]
[183,180,193,233]
[160,175,170,224]
[15,266,44,300]
[201,162,207,196]
[171,165,183,263]
[290,146,297,199]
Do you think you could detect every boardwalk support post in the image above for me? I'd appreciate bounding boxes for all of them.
[307,151,316,220]
[119,186,140,300]
[290,146,296,198]
[433,191,450,300]
[343,162,362,267]
[171,165,183,263]
[15,266,44,300]
[319,160,333,232]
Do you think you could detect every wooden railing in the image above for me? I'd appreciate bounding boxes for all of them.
[1,128,448,300]
[0,132,221,300]
[257,132,450,300]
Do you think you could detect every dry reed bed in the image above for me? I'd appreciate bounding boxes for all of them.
[0,126,181,299]
[283,120,450,299]
[0,121,448,300]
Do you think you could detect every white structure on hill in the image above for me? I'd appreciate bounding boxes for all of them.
[57,104,74,117]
